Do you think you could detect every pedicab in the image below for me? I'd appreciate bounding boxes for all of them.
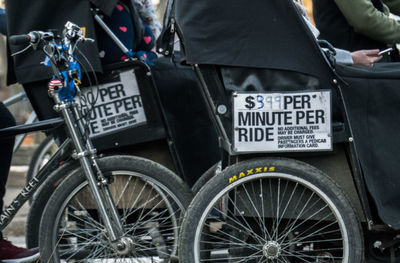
[5,0,220,260]
[156,0,400,261]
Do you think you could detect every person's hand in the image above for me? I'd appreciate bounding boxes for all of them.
[351,49,382,67]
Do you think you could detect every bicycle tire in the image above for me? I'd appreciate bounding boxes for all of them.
[39,155,193,262]
[191,162,219,194]
[179,157,363,263]
[26,159,79,248]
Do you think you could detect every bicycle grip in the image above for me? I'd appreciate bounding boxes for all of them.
[9,34,30,45]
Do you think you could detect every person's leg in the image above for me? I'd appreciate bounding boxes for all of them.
[0,102,40,262]
[0,102,16,220]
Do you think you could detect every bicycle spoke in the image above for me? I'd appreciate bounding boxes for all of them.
[240,182,272,241]
[50,172,182,262]
[199,249,264,262]
[115,175,133,208]
[223,193,266,243]
[200,225,260,250]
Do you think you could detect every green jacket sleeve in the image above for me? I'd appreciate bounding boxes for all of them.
[334,0,400,44]
[383,0,400,15]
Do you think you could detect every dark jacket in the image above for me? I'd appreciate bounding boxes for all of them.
[312,0,389,52]
[6,0,118,85]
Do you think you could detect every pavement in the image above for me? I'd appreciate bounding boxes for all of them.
[4,147,34,248]
[3,177,30,237]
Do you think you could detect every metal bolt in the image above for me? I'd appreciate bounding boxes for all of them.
[146,71,152,77]
[217,104,227,115]
[232,92,238,97]
[117,242,126,250]
[348,137,354,142]
[53,105,61,112]
[373,241,382,249]
[368,220,374,230]
[333,79,338,84]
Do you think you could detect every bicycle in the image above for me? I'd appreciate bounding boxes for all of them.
[9,3,215,251]
[6,21,192,262]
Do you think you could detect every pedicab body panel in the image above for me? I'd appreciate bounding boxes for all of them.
[171,0,400,261]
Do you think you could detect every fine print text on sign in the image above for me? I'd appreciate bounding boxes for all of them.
[77,70,147,137]
[233,91,332,153]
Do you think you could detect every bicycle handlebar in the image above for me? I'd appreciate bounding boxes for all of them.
[9,34,30,45]
[10,22,85,102]
[10,31,54,46]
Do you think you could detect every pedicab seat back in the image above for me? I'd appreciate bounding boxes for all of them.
[174,0,333,83]
[337,62,400,230]
[174,0,345,146]
[174,0,400,230]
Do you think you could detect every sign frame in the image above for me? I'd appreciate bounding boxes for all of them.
[232,90,333,154]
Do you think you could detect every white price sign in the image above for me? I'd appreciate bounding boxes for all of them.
[76,70,147,138]
[233,91,332,153]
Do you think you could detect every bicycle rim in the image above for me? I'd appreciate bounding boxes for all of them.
[51,170,185,262]
[193,173,349,263]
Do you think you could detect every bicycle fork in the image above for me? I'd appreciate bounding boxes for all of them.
[51,93,134,255]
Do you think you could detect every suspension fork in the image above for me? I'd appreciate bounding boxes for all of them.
[70,102,125,235]
[51,93,125,244]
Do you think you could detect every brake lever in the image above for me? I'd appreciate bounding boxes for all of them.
[42,44,63,78]
[84,38,95,43]
[11,43,33,56]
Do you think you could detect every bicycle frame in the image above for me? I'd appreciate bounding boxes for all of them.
[3,21,137,253]
[2,13,171,246]
[3,91,39,153]
[0,96,67,229]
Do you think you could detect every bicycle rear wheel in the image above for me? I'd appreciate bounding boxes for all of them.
[39,155,192,262]
[179,158,363,263]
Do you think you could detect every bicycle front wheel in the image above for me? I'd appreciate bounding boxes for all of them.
[39,155,193,262]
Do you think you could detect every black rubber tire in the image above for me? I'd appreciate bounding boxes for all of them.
[26,159,80,248]
[39,155,193,262]
[179,158,364,263]
[191,162,220,194]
